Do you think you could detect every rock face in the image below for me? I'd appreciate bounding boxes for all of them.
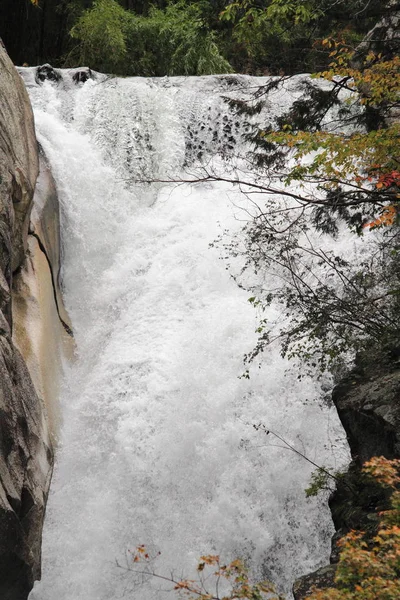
[293,565,336,600]
[352,0,400,65]
[13,150,74,441]
[351,0,400,127]
[293,356,400,599]
[35,64,61,85]
[0,42,38,274]
[0,42,54,599]
[332,365,400,464]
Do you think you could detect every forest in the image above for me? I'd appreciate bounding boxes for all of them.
[0,0,388,76]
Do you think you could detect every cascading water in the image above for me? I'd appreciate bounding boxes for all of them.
[22,69,350,599]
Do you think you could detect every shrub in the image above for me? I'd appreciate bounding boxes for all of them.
[69,0,232,76]
[70,0,130,73]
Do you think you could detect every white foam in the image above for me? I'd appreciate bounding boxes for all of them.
[25,72,350,599]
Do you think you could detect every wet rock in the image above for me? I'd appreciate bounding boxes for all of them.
[330,530,344,564]
[35,64,61,85]
[220,75,241,87]
[293,565,337,600]
[72,68,94,84]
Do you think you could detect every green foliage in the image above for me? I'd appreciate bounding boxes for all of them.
[215,35,400,375]
[69,0,232,75]
[70,0,129,73]
[0,0,389,74]
[305,467,337,498]
[219,0,383,74]
[221,0,322,35]
[220,0,322,73]
[125,1,233,76]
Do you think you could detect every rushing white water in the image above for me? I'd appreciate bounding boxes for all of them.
[23,69,351,599]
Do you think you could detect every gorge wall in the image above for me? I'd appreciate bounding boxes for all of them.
[0,42,70,600]
[293,354,400,599]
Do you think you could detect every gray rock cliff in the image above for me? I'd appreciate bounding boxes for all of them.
[0,42,54,599]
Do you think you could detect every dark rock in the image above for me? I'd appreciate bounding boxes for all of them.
[330,530,344,564]
[35,64,61,85]
[220,75,241,87]
[332,367,400,464]
[72,68,94,84]
[294,353,400,598]
[328,460,389,535]
[293,565,337,600]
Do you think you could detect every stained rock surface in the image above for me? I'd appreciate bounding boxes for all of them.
[13,149,74,442]
[0,41,54,599]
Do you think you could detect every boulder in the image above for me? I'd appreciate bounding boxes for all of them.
[35,64,61,85]
[293,565,337,600]
[72,67,94,84]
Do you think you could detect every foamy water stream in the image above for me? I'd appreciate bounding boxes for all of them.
[22,70,350,599]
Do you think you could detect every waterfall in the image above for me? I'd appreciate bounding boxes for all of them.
[23,69,349,599]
